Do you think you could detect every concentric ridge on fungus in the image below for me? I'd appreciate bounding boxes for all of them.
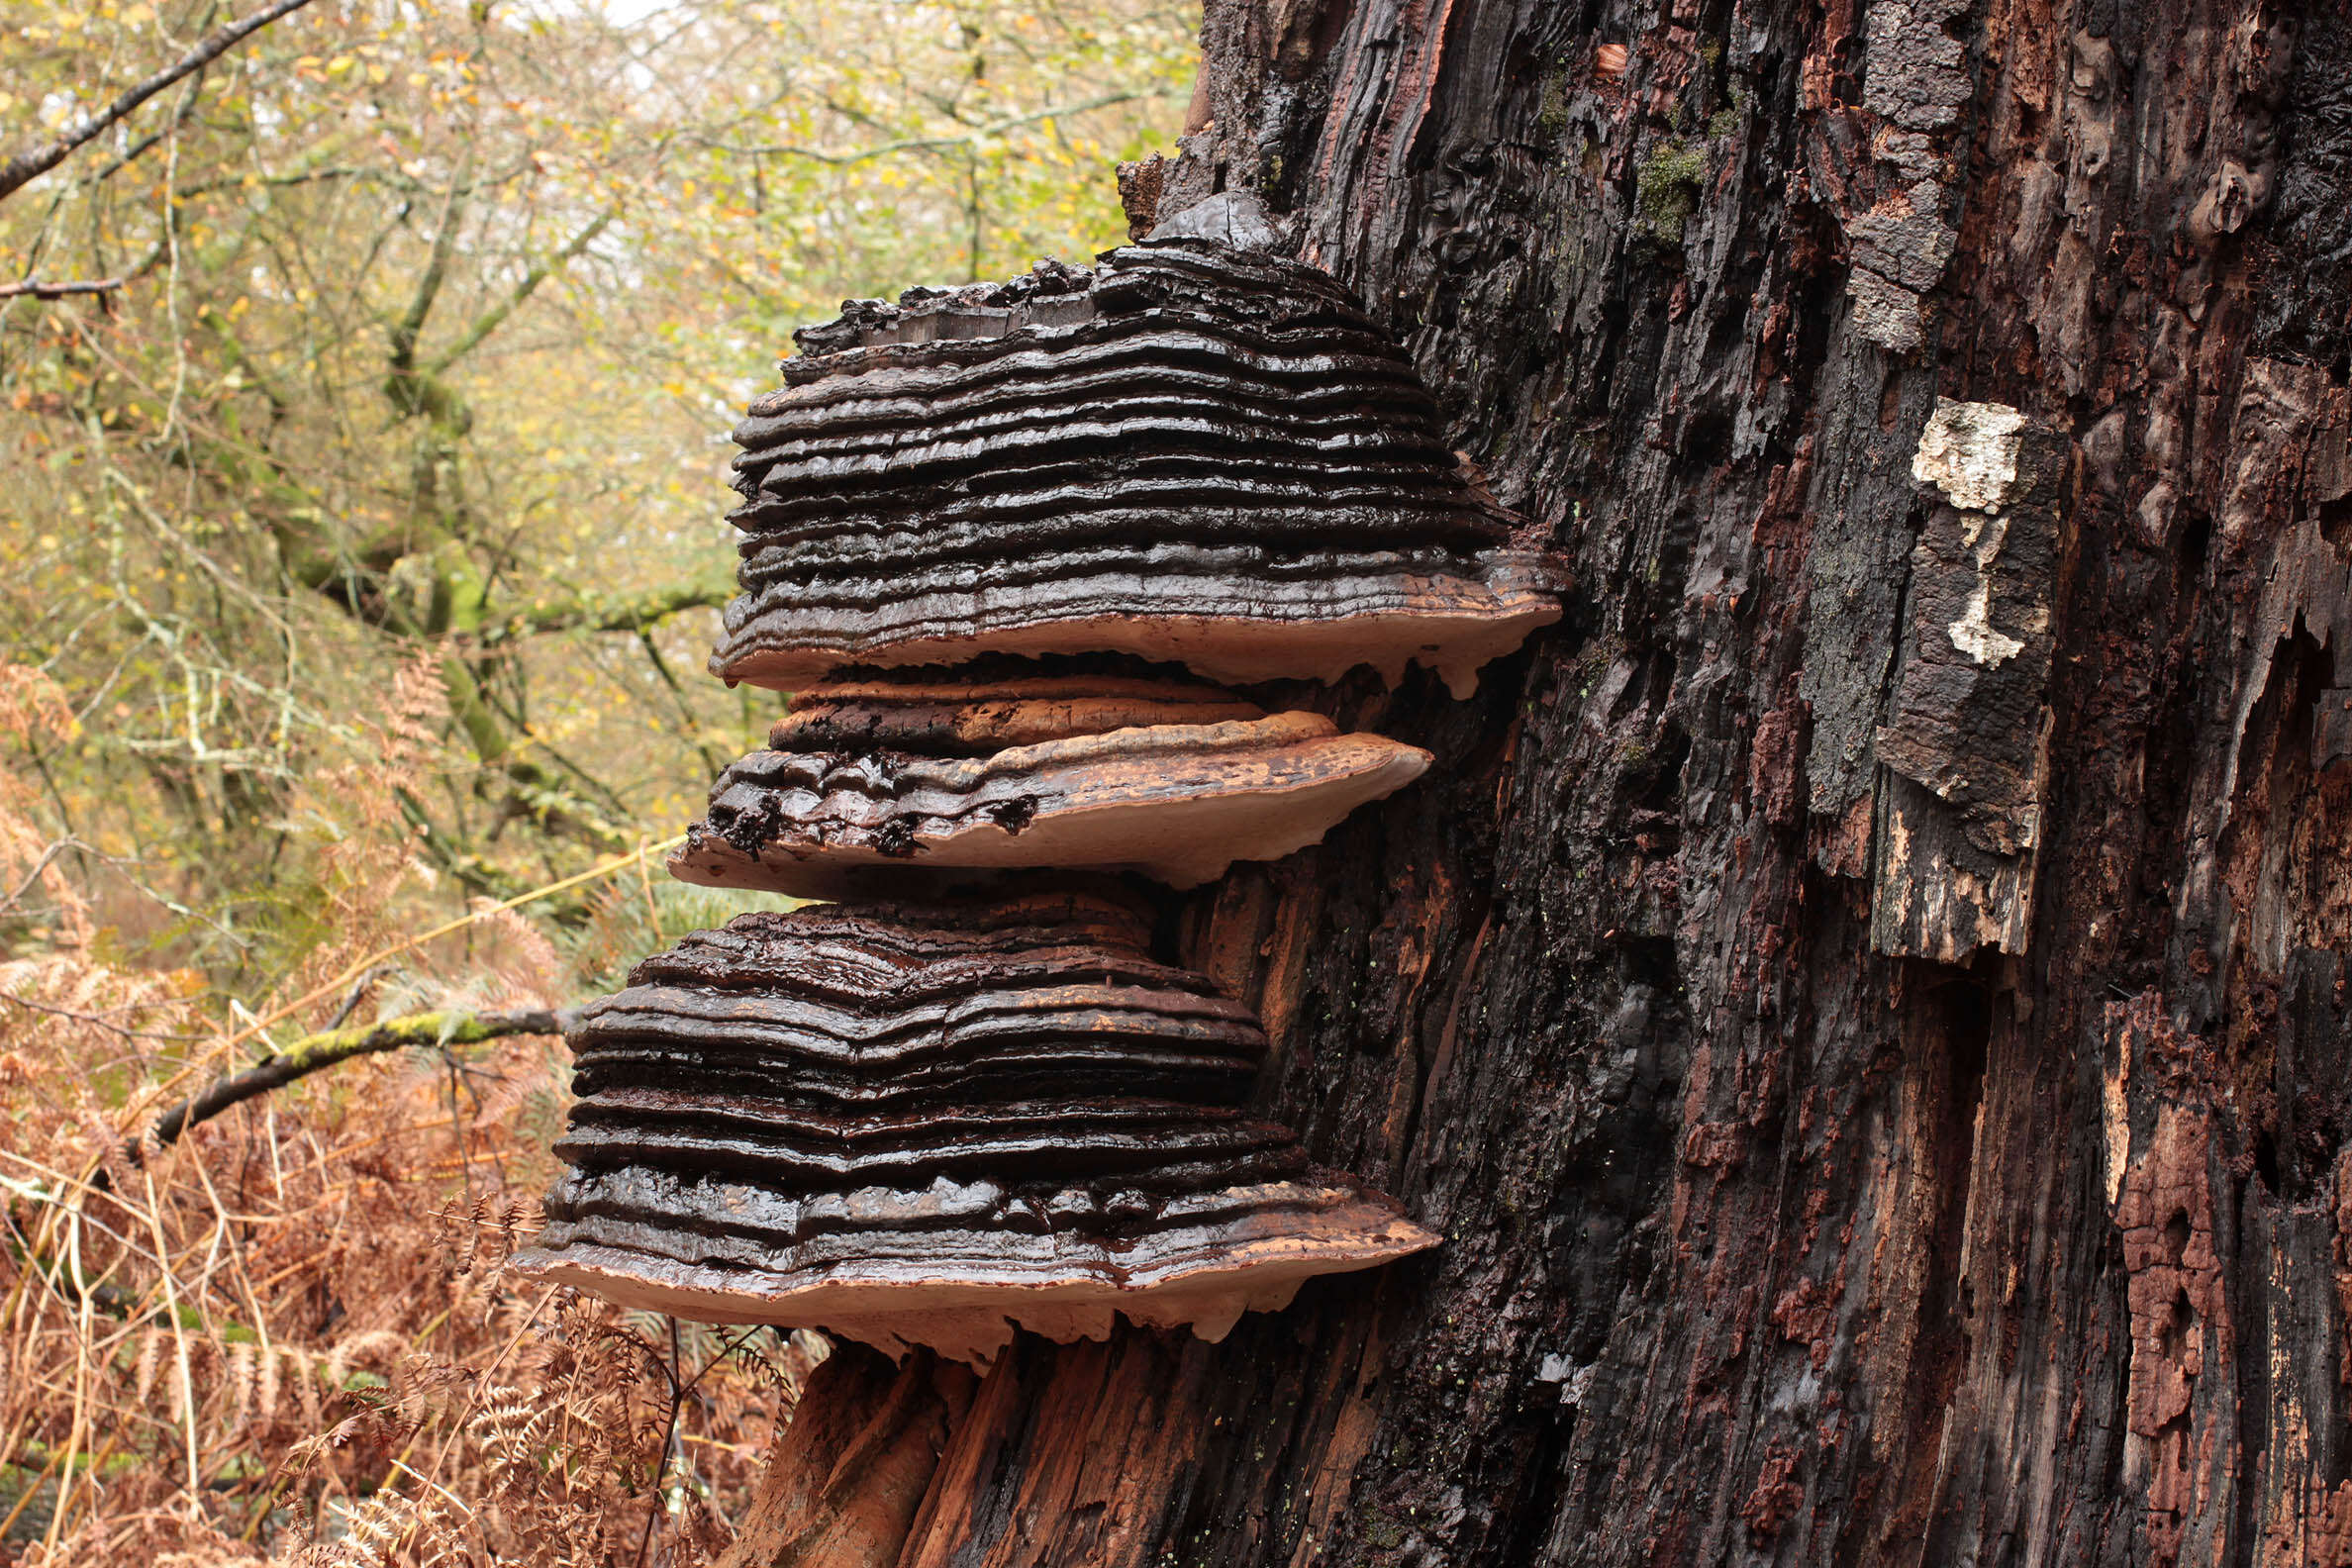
[669,669,1432,896]
[509,893,1438,1366]
[710,239,1564,696]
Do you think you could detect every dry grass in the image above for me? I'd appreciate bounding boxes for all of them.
[0,664,815,1565]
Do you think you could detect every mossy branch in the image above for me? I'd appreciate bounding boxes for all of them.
[474,575,735,646]
[145,1007,566,1148]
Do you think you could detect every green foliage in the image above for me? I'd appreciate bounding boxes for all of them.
[0,9,1198,1556]
[0,0,1196,979]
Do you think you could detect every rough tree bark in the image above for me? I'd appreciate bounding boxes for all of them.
[724,0,2352,1562]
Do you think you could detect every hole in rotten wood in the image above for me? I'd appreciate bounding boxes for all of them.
[2177,512,2212,576]
[2159,1286,2197,1362]
[2162,1208,2193,1266]
[2317,492,2352,549]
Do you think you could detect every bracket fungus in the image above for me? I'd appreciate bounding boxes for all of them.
[669,664,1432,896]
[510,893,1437,1366]
[522,233,1540,1363]
[711,240,1565,698]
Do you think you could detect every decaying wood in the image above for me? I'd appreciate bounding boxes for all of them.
[1870,398,2069,959]
[706,0,2352,1562]
[715,1346,978,1568]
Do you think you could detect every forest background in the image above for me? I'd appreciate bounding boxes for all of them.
[0,0,1194,1560]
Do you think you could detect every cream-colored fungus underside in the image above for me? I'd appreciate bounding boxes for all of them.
[511,1190,1436,1370]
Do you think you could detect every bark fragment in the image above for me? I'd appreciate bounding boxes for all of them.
[1870,401,2067,959]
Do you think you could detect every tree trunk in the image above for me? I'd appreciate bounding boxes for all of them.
[727,0,2352,1562]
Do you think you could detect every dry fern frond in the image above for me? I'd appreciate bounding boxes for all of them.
[335,1488,463,1568]
[469,901,564,1010]
[230,1340,262,1429]
[322,1328,410,1392]
[0,662,74,740]
[656,1492,734,1568]
[0,720,783,1566]
[467,1390,555,1468]
[135,1326,166,1409]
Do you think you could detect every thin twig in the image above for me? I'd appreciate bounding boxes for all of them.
[0,0,323,203]
[637,1316,686,1568]
[139,1168,203,1505]
[0,276,131,300]
[0,992,201,1044]
[713,90,1152,164]
[423,208,616,378]
[324,964,398,1032]
[0,836,77,917]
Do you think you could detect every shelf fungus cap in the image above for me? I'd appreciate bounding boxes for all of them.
[670,675,1430,896]
[764,668,1270,753]
[711,239,1567,697]
[508,896,1438,1367]
[518,1184,1434,1369]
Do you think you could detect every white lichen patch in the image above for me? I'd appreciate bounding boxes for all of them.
[1949,580,2026,666]
[1912,397,2027,512]
[1938,509,2051,668]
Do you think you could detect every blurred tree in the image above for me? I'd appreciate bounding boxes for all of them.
[0,0,1194,978]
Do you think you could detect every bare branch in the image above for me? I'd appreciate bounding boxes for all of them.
[0,237,168,303]
[324,963,398,1031]
[85,89,201,185]
[637,629,728,780]
[0,276,131,301]
[0,0,323,204]
[386,154,475,394]
[716,91,1153,165]
[424,208,617,379]
[0,990,198,1043]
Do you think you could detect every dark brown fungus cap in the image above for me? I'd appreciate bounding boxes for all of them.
[508,893,1437,1367]
[709,240,1565,698]
[767,667,1268,754]
[668,670,1430,897]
